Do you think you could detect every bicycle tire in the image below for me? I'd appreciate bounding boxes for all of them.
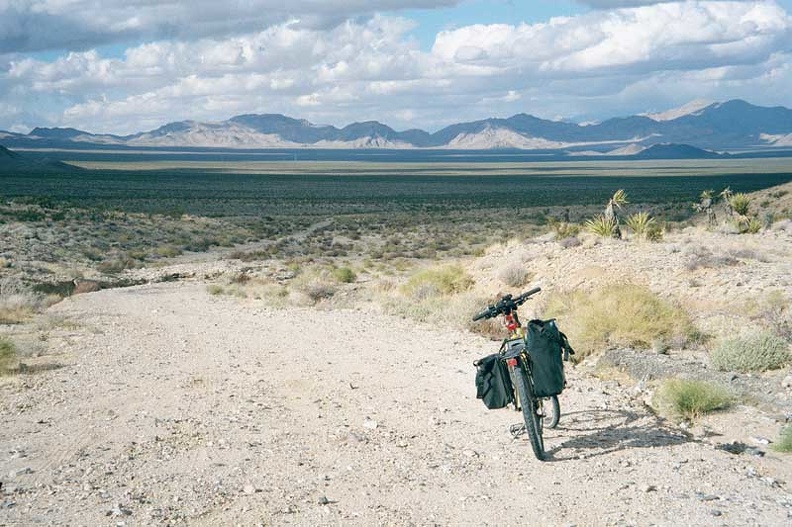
[513,366,545,460]
[544,395,560,429]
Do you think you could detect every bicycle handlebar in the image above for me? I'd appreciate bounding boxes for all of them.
[472,287,541,321]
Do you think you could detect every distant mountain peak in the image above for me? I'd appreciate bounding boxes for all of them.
[643,99,714,122]
[2,99,790,155]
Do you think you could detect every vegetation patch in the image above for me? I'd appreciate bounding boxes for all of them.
[543,283,697,359]
[710,331,791,372]
[772,426,792,453]
[653,378,732,421]
[0,336,16,374]
[401,265,474,299]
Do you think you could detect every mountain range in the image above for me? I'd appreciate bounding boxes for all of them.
[1,99,791,154]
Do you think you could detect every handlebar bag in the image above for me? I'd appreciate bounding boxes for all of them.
[474,353,514,409]
[525,319,569,398]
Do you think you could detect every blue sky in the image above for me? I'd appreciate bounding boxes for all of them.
[1,1,791,134]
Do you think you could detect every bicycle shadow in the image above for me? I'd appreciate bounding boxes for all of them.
[536,409,695,461]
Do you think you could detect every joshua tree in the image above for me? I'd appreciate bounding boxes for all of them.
[694,189,717,227]
[603,189,628,239]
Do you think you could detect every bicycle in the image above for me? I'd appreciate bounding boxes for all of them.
[473,287,564,461]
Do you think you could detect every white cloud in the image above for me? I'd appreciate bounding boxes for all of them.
[0,1,790,133]
[0,0,460,53]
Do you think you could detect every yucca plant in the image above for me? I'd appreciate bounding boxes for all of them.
[729,193,751,216]
[625,212,657,240]
[585,214,618,238]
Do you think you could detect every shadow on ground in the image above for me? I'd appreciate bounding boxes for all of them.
[536,409,693,461]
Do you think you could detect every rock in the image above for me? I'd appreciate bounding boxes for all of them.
[243,485,256,495]
[641,484,657,493]
[782,374,792,389]
[318,495,330,505]
[363,419,378,430]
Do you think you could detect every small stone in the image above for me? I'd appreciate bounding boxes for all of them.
[362,419,378,430]
[710,510,722,517]
[641,484,657,493]
[243,485,255,495]
[318,495,330,505]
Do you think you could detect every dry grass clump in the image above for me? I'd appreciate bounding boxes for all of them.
[0,278,52,324]
[543,284,697,359]
[710,331,791,372]
[498,262,531,288]
[684,246,739,270]
[382,264,480,326]
[0,336,16,374]
[401,265,474,299]
[653,378,732,422]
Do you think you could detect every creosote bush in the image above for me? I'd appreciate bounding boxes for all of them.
[653,378,732,421]
[710,331,791,372]
[543,284,697,359]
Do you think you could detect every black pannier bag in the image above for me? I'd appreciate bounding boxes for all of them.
[474,353,514,409]
[525,319,574,398]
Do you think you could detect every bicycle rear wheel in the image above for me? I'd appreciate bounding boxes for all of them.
[512,366,544,460]
[544,396,560,429]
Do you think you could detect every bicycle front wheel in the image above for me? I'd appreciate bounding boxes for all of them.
[513,366,544,460]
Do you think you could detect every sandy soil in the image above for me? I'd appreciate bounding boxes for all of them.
[2,277,792,526]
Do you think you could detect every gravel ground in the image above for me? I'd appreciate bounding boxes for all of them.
[2,280,792,526]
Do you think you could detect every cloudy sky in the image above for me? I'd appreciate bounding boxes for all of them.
[1,0,791,134]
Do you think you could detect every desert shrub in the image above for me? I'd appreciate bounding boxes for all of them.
[498,262,530,288]
[402,265,474,299]
[332,266,357,284]
[97,254,137,273]
[559,236,581,248]
[552,221,580,239]
[684,246,738,270]
[0,279,48,324]
[753,290,792,341]
[585,215,618,238]
[772,426,792,453]
[0,337,16,373]
[710,332,791,372]
[543,284,697,359]
[206,284,224,295]
[653,378,732,421]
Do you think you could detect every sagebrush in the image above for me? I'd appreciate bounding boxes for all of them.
[710,332,791,372]
[654,378,732,421]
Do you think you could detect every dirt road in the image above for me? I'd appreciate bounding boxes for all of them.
[2,281,791,525]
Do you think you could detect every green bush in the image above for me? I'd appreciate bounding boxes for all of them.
[543,284,697,359]
[0,337,16,374]
[654,378,732,421]
[332,266,357,284]
[772,426,792,453]
[710,332,791,372]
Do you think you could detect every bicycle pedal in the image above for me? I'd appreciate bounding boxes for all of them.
[509,423,526,438]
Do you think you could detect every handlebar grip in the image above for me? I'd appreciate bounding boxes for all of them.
[515,286,541,303]
[472,308,490,321]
